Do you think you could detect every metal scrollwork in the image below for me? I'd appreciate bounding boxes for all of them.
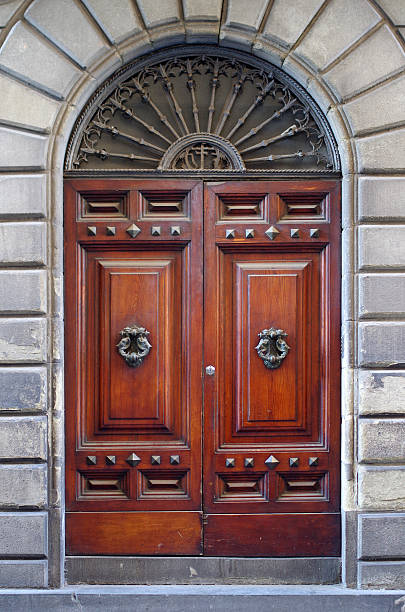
[117,325,151,368]
[255,327,290,370]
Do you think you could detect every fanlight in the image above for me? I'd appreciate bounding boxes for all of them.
[65,47,339,173]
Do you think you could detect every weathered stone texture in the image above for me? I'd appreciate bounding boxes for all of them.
[225,0,268,31]
[0,222,46,265]
[344,76,405,135]
[0,1,24,27]
[359,274,405,318]
[0,319,47,363]
[263,0,323,46]
[356,128,405,172]
[376,0,405,24]
[295,0,380,69]
[183,0,222,21]
[358,177,405,221]
[358,467,405,510]
[82,0,142,44]
[358,371,405,416]
[359,561,405,589]
[0,21,82,99]
[0,560,47,588]
[359,226,405,270]
[324,26,405,100]
[358,323,405,368]
[25,0,110,69]
[0,512,47,556]
[0,126,48,170]
[358,419,405,463]
[0,416,47,460]
[0,174,46,219]
[0,465,47,508]
[359,513,405,559]
[0,270,47,314]
[137,0,180,28]
[0,72,60,132]
[0,367,47,413]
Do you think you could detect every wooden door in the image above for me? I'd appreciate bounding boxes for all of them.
[203,181,341,556]
[65,178,340,557]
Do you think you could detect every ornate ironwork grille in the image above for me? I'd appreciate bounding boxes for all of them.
[65,46,340,174]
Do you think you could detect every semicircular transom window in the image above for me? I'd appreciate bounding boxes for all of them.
[65,47,340,173]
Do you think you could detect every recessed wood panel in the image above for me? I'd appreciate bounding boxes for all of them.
[217,472,267,502]
[276,471,328,502]
[139,470,189,499]
[78,470,129,499]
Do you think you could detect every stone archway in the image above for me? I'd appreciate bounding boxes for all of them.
[0,0,404,589]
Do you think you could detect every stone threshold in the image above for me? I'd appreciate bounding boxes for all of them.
[0,585,403,611]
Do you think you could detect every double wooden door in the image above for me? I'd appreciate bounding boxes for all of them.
[65,179,341,557]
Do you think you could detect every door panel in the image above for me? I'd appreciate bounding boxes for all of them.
[65,180,203,554]
[65,178,340,558]
[203,181,341,554]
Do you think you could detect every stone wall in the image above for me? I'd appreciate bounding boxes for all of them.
[0,0,404,589]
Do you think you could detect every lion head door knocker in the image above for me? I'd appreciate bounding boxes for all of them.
[117,324,151,368]
[255,327,290,370]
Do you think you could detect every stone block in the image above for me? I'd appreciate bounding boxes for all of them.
[295,0,380,70]
[358,176,405,221]
[358,322,405,368]
[0,126,48,170]
[0,222,46,265]
[0,367,47,413]
[359,274,405,318]
[358,226,405,270]
[0,560,47,588]
[136,0,179,28]
[0,174,46,219]
[0,72,60,132]
[0,512,47,556]
[358,466,405,510]
[225,0,269,31]
[0,465,47,508]
[0,1,24,27]
[25,0,110,69]
[359,513,405,559]
[183,0,222,22]
[0,318,47,363]
[0,270,47,314]
[358,371,405,416]
[358,419,405,463]
[263,0,323,47]
[0,21,82,99]
[359,561,405,589]
[377,0,405,24]
[356,128,405,172]
[81,0,142,44]
[344,76,405,136]
[0,416,47,460]
[324,26,405,101]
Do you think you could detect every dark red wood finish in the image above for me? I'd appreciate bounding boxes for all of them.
[64,178,341,557]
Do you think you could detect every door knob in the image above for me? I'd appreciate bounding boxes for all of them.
[205,365,216,376]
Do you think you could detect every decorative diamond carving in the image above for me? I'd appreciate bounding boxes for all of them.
[265,226,279,240]
[310,228,320,238]
[66,49,339,173]
[265,455,279,469]
[170,226,181,236]
[170,455,180,465]
[126,223,141,238]
[289,457,299,467]
[151,226,161,236]
[290,228,300,239]
[226,458,235,468]
[86,456,97,465]
[244,457,254,468]
[106,455,116,465]
[87,226,97,236]
[245,229,255,239]
[106,226,116,235]
[126,453,141,467]
[309,456,319,466]
[151,455,161,465]
[226,229,235,239]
